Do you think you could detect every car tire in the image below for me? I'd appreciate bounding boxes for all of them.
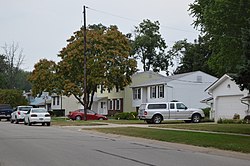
[192,114,201,123]
[75,116,82,121]
[47,122,51,126]
[42,123,45,126]
[28,119,32,126]
[10,119,14,123]
[98,118,104,120]
[152,115,162,124]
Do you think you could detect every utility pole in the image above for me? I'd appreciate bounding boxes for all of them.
[83,5,87,121]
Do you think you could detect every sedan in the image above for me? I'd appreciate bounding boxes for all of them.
[67,109,108,121]
[24,108,51,126]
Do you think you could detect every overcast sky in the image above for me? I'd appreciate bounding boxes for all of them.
[0,0,199,71]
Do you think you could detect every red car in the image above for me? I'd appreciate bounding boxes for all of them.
[67,109,108,121]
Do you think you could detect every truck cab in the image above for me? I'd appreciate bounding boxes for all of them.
[138,101,205,124]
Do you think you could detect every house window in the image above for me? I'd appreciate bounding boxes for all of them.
[56,96,60,105]
[52,97,55,106]
[101,102,105,109]
[133,88,141,100]
[150,86,156,98]
[115,99,120,110]
[158,85,164,98]
[108,100,113,110]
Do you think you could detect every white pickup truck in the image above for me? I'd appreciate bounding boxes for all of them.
[138,101,205,124]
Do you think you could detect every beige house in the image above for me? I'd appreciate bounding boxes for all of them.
[95,71,165,115]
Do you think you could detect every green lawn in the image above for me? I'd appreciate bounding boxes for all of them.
[151,123,250,135]
[91,127,250,153]
[51,117,108,126]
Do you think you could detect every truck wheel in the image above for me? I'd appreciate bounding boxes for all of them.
[192,114,201,123]
[152,115,162,124]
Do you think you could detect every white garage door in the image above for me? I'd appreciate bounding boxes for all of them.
[216,95,247,120]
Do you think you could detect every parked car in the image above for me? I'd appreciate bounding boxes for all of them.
[67,109,108,120]
[10,106,33,124]
[0,104,13,121]
[24,108,51,126]
[138,101,205,124]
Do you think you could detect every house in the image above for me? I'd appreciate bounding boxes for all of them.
[95,71,166,115]
[130,71,218,110]
[29,92,52,111]
[206,74,250,121]
[51,94,84,116]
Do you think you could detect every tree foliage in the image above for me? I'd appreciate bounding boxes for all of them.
[168,36,212,75]
[29,24,137,109]
[0,89,28,107]
[132,19,169,74]
[0,42,31,90]
[189,0,250,77]
[28,59,58,96]
[232,27,250,92]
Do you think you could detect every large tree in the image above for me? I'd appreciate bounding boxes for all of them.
[168,36,213,75]
[28,59,58,96]
[232,26,250,93]
[58,25,137,109]
[132,19,169,74]
[189,0,250,76]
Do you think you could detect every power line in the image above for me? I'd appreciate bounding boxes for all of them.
[87,6,197,34]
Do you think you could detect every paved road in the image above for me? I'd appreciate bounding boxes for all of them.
[0,121,249,166]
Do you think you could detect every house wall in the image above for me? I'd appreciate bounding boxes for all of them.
[51,95,83,116]
[132,71,217,109]
[211,77,248,121]
[167,71,217,108]
[124,71,166,112]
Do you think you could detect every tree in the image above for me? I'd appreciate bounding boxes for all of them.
[132,19,169,74]
[189,0,250,76]
[58,25,137,109]
[167,36,213,75]
[28,59,58,97]
[232,27,250,93]
[0,55,8,88]
[0,89,28,107]
[0,42,28,89]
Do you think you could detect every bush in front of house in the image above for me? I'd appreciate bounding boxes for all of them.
[114,112,138,120]
[217,118,248,124]
[202,108,210,118]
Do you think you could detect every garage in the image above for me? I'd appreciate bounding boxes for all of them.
[216,95,247,120]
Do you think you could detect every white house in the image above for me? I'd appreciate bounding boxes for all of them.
[206,74,250,121]
[51,95,84,116]
[131,71,217,110]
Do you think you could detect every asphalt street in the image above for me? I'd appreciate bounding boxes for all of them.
[0,121,249,166]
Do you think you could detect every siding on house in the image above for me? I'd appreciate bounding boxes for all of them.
[207,74,249,121]
[131,71,217,109]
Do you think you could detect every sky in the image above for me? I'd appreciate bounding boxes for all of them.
[0,0,199,71]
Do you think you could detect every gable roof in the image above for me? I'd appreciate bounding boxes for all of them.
[205,74,231,92]
[130,71,200,88]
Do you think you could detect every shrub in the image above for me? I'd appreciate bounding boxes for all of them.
[202,108,210,118]
[217,118,247,124]
[114,112,138,120]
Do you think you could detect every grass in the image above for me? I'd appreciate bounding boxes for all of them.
[90,127,250,153]
[51,117,108,126]
[151,123,250,135]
